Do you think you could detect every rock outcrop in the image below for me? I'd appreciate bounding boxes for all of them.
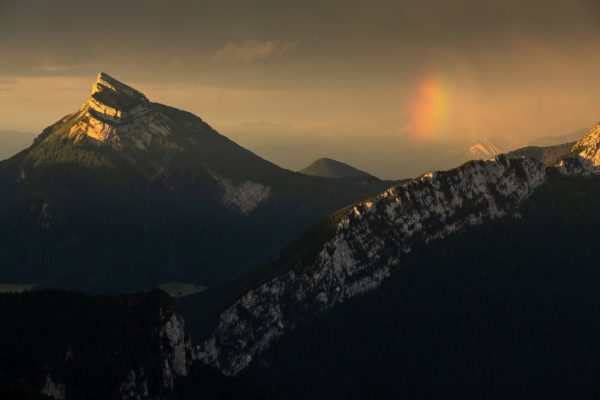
[572,122,600,168]
[66,72,171,151]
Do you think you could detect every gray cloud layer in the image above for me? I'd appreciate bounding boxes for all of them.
[2,0,598,79]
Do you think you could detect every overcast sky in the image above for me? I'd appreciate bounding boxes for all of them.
[1,0,600,177]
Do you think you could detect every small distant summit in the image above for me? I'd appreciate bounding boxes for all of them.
[299,158,377,180]
[528,128,587,147]
[467,138,502,160]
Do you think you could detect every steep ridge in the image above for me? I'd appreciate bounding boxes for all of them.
[195,155,548,375]
[240,172,600,399]
[0,73,394,292]
[189,122,600,378]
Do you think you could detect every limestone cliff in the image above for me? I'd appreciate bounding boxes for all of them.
[197,155,547,375]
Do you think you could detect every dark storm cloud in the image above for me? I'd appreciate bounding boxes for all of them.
[1,0,599,79]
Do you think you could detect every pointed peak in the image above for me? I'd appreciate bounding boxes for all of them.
[300,157,376,179]
[89,72,149,112]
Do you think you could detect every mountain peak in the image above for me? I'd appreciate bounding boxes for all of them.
[62,73,166,146]
[89,72,149,113]
[299,158,376,179]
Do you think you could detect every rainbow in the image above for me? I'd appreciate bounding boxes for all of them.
[410,73,451,141]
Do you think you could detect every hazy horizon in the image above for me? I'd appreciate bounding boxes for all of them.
[2,0,600,177]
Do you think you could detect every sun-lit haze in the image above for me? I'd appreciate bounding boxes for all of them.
[2,0,600,178]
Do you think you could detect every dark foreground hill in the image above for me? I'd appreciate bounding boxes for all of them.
[0,289,265,400]
[0,289,187,399]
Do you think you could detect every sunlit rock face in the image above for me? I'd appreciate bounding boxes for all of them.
[573,122,600,167]
[197,155,547,376]
[67,72,170,150]
[50,73,273,213]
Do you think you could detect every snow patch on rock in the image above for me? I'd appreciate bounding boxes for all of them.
[214,175,271,214]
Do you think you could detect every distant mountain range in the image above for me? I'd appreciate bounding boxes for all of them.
[528,127,588,147]
[0,130,36,160]
[299,157,377,179]
[0,73,395,292]
[507,141,576,166]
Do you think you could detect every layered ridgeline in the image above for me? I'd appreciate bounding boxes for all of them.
[507,122,600,170]
[299,158,377,179]
[190,120,600,377]
[0,73,393,292]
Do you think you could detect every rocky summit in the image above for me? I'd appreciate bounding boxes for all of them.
[68,72,156,147]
